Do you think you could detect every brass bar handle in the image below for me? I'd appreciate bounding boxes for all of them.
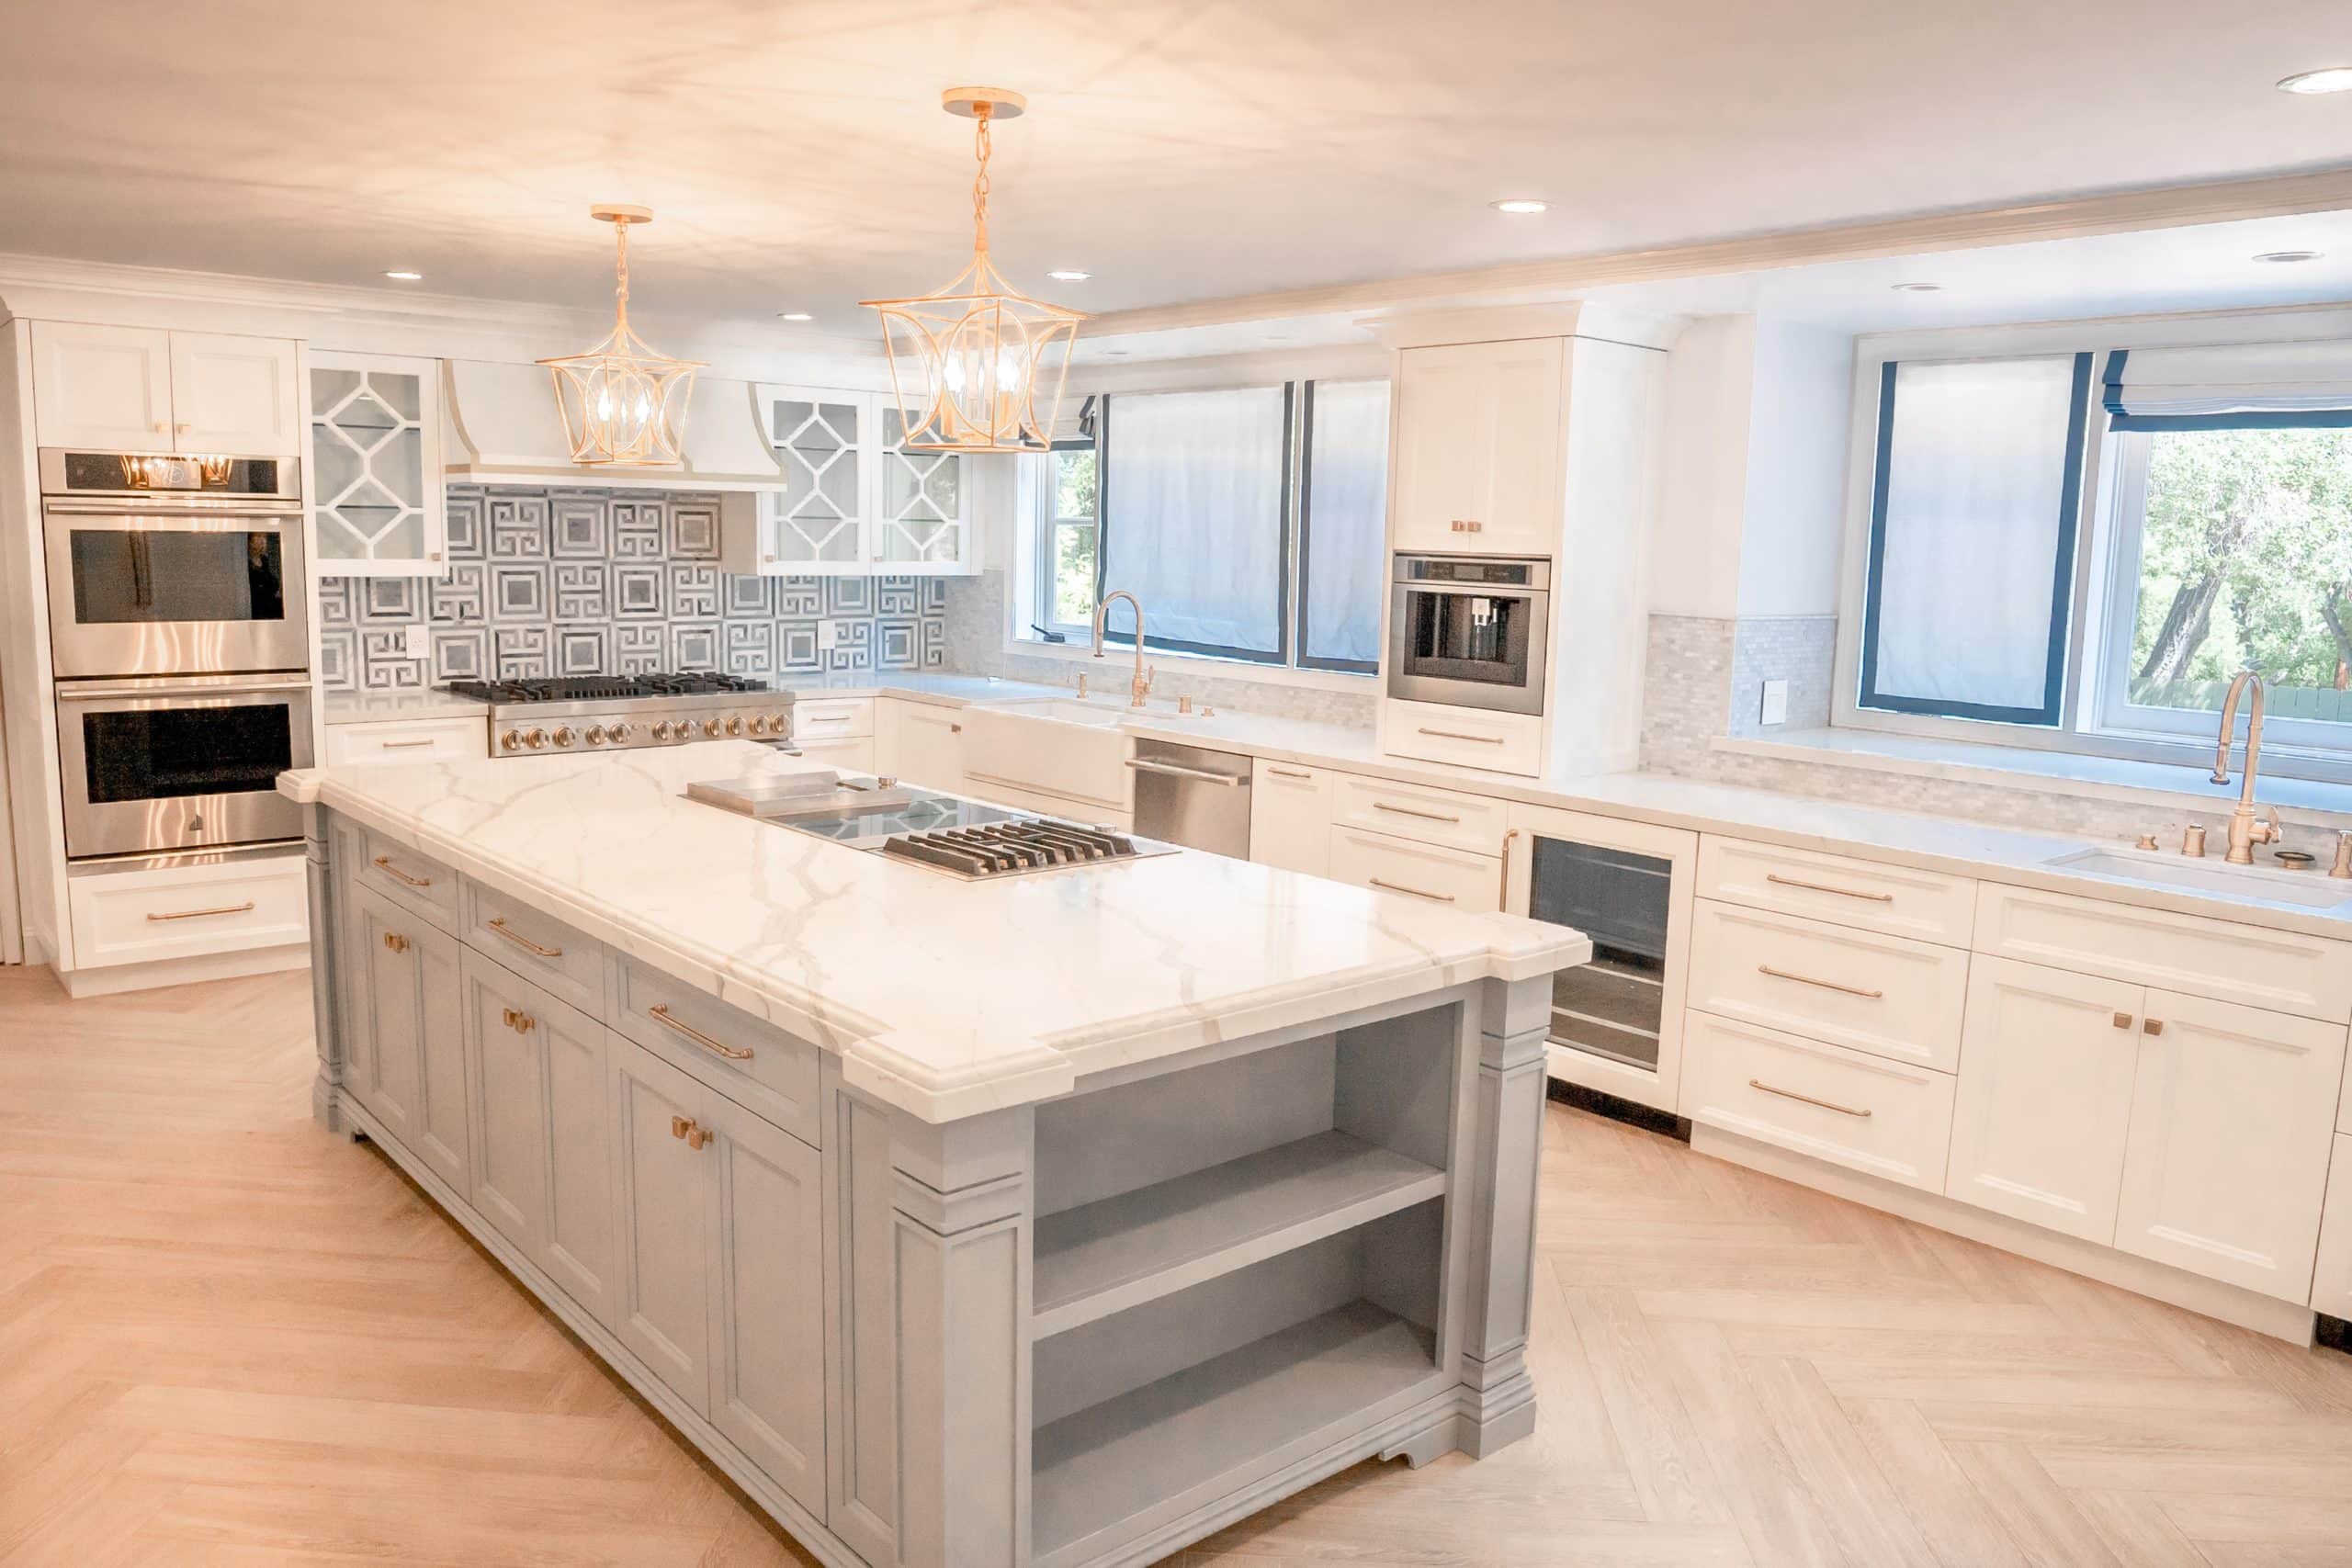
[1417,727,1504,745]
[1748,1078,1873,1118]
[1266,765,1315,780]
[1370,877,1456,904]
[382,931,410,953]
[372,854,433,888]
[1764,872,1892,903]
[145,900,254,922]
[1373,801,1462,824]
[378,739,436,750]
[486,917,562,958]
[1499,828,1521,909]
[1757,964,1884,1000]
[648,1003,754,1061]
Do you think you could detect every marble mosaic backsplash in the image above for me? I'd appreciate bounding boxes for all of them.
[317,486,956,691]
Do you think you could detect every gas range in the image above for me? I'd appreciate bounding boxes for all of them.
[441,673,794,757]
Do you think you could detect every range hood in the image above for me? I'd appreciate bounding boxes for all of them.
[440,359,786,491]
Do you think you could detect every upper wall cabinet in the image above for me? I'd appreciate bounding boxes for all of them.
[310,351,448,577]
[30,322,301,456]
[1389,338,1565,557]
[719,385,977,577]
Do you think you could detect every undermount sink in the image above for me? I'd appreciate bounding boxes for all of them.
[2043,847,2352,910]
[990,697,1202,728]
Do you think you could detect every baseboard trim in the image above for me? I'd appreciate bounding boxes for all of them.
[1690,1123,2318,1346]
[53,943,307,998]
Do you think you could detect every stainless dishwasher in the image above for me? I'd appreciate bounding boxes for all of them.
[1127,739,1253,857]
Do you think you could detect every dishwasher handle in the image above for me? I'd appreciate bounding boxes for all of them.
[1123,757,1250,788]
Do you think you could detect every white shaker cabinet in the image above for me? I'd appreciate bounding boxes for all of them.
[1249,759,1333,877]
[1388,338,1564,556]
[169,331,302,455]
[1945,956,2142,1245]
[2112,989,2346,1302]
[311,351,448,575]
[344,884,469,1190]
[610,1038,716,1414]
[875,698,965,792]
[2315,1140,2352,1319]
[30,322,300,455]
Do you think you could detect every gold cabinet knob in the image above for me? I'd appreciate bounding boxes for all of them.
[684,1122,712,1151]
[382,931,409,953]
[670,1114,690,1141]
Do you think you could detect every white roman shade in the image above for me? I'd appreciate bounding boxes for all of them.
[2103,341,2352,428]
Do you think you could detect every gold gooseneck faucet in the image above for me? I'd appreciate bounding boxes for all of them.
[2211,670,2282,865]
[1092,591,1154,708]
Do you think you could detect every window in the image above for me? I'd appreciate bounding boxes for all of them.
[1020,378,1390,674]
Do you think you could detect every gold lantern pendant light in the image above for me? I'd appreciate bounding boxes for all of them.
[539,204,706,468]
[864,88,1084,454]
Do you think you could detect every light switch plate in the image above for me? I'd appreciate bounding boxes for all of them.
[1759,678,1789,727]
[820,619,843,650]
[402,624,429,660]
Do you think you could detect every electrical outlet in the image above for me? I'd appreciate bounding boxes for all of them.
[402,624,429,660]
[1759,678,1789,728]
[820,619,843,650]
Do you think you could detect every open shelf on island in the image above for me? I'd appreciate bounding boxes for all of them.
[1032,1129,1445,1337]
[1031,1299,1439,1562]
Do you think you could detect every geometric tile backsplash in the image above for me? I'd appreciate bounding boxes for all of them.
[317,486,954,691]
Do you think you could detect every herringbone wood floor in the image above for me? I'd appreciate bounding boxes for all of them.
[5,964,2351,1567]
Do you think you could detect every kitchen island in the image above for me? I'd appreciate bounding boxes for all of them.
[279,741,1589,1568]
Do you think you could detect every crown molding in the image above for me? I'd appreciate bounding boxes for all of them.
[1083,164,2352,340]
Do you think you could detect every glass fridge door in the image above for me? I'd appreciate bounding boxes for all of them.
[1526,835,1673,1073]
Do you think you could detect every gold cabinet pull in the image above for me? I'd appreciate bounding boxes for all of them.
[378,739,436,750]
[2112,1011,2133,1030]
[372,854,433,888]
[486,917,562,958]
[145,900,254,922]
[1373,800,1462,825]
[669,1113,711,1150]
[1266,765,1314,780]
[382,931,410,953]
[1757,964,1884,1000]
[2143,1018,2165,1036]
[1416,727,1504,745]
[648,1003,753,1061]
[1764,872,1892,903]
[670,1114,690,1140]
[1498,828,1521,909]
[1370,877,1456,904]
[1748,1078,1872,1118]
[501,1007,535,1033]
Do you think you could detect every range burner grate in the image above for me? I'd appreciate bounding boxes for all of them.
[880,819,1142,879]
[442,672,768,704]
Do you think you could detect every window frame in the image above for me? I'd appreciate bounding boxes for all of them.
[1030,435,1102,645]
[1293,378,1391,676]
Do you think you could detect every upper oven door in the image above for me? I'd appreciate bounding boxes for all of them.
[44,501,310,679]
[1386,579,1550,716]
[53,674,314,861]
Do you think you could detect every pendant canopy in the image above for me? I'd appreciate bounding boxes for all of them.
[864,88,1085,455]
[539,204,706,468]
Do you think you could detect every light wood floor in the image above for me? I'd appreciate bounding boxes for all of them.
[6,965,2352,1567]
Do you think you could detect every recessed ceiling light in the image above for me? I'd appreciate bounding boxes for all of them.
[1490,198,1548,215]
[384,269,424,281]
[2278,66,2352,95]
[777,310,815,321]
[2253,249,2325,264]
[1046,268,1091,282]
[1103,349,1129,358]
[1891,281,1944,293]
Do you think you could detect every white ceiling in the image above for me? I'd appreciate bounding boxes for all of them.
[6,0,2352,336]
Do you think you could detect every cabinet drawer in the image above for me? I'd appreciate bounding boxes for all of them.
[1329,772,1510,855]
[1250,759,1333,877]
[962,774,1135,834]
[1327,826,1503,914]
[1698,838,1976,944]
[2315,1137,2352,1317]
[1681,1010,1957,1192]
[1689,899,1969,1073]
[348,826,461,929]
[463,878,607,1018]
[1380,699,1543,777]
[1976,883,2352,1021]
[609,956,820,1147]
[792,735,875,774]
[790,697,874,739]
[324,716,489,767]
[68,852,308,968]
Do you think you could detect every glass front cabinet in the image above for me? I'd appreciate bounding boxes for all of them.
[308,350,447,576]
[1505,803,1697,1114]
[721,385,977,576]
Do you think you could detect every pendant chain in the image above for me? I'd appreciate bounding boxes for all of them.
[613,220,632,330]
[972,105,993,254]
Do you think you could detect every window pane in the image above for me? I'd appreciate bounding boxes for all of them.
[2126,427,2352,726]
[1302,379,1390,667]
[1101,388,1288,657]
[1863,355,2086,721]
[1047,448,1098,628]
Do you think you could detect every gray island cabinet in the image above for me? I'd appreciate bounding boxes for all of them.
[284,744,1588,1568]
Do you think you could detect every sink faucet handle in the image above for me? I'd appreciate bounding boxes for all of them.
[2182,822,2208,858]
[2332,830,2352,880]
[2259,804,2283,842]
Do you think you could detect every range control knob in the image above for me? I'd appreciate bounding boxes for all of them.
[551,726,577,749]
[768,711,789,733]
[702,718,722,739]
[607,722,634,744]
[500,729,522,752]
[650,720,673,742]
[522,728,548,750]
[724,716,743,737]
[747,715,769,736]
[584,724,608,746]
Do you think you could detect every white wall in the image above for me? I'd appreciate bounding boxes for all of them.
[1647,314,1755,620]
[1736,318,1855,618]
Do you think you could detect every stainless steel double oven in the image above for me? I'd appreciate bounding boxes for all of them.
[41,450,313,860]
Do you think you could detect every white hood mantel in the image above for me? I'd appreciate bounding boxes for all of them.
[439,359,786,492]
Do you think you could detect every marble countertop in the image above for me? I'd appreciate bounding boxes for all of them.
[279,744,1588,1124]
[322,688,491,725]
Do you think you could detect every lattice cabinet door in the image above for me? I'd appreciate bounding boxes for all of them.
[750,389,870,575]
[872,403,977,575]
[310,350,447,577]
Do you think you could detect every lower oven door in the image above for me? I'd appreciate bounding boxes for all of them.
[55,674,313,860]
